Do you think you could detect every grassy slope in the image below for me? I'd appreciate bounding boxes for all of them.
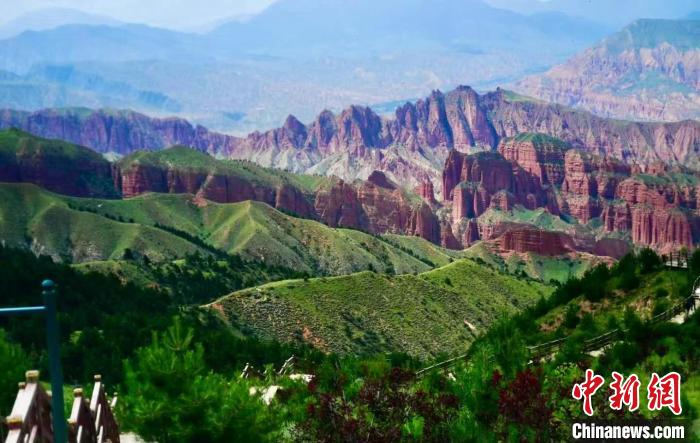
[71,191,449,275]
[538,268,688,335]
[0,183,204,262]
[0,183,449,275]
[211,260,551,358]
[463,242,602,283]
[382,233,464,267]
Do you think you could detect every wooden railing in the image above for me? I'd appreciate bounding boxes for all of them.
[5,370,53,443]
[89,375,119,443]
[4,371,119,443]
[69,388,98,443]
[663,250,690,269]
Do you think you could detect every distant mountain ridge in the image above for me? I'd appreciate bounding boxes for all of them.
[0,0,611,133]
[515,19,700,122]
[2,85,699,194]
[0,8,122,39]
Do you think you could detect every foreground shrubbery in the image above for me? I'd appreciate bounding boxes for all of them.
[2,247,700,441]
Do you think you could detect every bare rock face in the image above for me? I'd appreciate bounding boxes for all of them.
[415,180,436,204]
[313,173,441,243]
[497,134,568,186]
[592,238,630,260]
[367,170,397,190]
[314,180,368,230]
[407,202,441,245]
[441,137,700,252]
[498,227,572,256]
[4,81,700,192]
[275,184,316,218]
[442,151,513,204]
[611,176,696,251]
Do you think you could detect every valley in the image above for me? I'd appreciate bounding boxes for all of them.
[0,5,699,440]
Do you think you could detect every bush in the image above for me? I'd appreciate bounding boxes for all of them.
[655,288,669,298]
[120,319,281,443]
[653,299,671,316]
[0,330,30,416]
[563,304,579,329]
[638,248,661,274]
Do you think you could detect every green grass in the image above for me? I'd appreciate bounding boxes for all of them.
[0,128,99,160]
[210,259,551,358]
[0,183,447,276]
[505,133,570,151]
[477,206,575,232]
[500,89,545,103]
[684,375,700,435]
[382,234,464,267]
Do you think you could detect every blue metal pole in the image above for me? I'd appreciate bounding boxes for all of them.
[42,279,67,443]
[0,306,45,316]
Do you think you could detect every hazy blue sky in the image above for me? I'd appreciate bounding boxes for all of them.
[3,0,279,29]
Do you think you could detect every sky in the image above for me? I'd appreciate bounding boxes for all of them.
[1,0,279,30]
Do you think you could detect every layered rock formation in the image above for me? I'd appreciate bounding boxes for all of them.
[4,83,700,196]
[498,228,572,256]
[441,133,699,253]
[2,77,700,256]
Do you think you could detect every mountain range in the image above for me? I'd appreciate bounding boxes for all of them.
[516,19,700,122]
[2,85,698,189]
[1,117,697,258]
[0,0,612,133]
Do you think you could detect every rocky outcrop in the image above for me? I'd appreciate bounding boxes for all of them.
[416,180,436,204]
[498,228,572,256]
[3,78,700,255]
[441,141,699,252]
[497,134,568,186]
[314,171,438,241]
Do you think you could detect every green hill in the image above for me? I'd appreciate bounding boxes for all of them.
[0,128,117,197]
[210,259,552,358]
[0,183,204,262]
[463,241,604,283]
[0,183,451,275]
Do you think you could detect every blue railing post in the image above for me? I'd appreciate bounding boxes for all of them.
[42,279,67,443]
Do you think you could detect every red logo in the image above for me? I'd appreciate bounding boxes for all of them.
[647,372,682,415]
[608,371,641,412]
[573,371,683,416]
[572,369,605,416]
